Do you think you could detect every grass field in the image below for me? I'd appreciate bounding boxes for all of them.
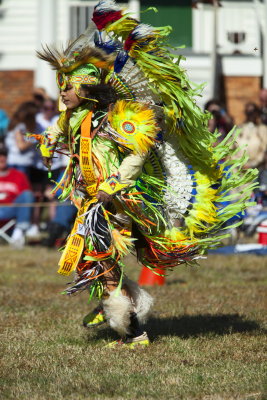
[0,246,266,400]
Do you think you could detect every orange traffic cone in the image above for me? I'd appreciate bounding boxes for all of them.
[138,266,165,286]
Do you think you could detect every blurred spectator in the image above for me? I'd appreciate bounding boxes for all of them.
[0,144,34,248]
[29,97,67,237]
[259,89,267,125]
[36,97,58,129]
[257,150,267,207]
[28,164,66,238]
[42,179,77,248]
[205,99,234,142]
[0,109,9,143]
[34,96,63,200]
[42,202,77,248]
[33,87,48,112]
[5,101,41,175]
[236,102,267,169]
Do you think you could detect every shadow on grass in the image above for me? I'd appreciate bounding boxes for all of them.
[87,313,265,342]
[146,313,265,340]
[86,326,117,343]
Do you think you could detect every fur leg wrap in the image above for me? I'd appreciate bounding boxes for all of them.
[102,279,153,336]
[102,291,133,336]
[123,277,154,324]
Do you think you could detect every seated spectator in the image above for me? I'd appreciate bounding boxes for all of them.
[257,150,267,207]
[33,96,64,195]
[28,97,69,239]
[205,99,233,142]
[36,97,58,129]
[42,169,77,248]
[0,109,9,143]
[236,102,267,169]
[259,89,267,125]
[42,200,77,248]
[5,101,41,175]
[0,144,34,247]
[32,87,48,112]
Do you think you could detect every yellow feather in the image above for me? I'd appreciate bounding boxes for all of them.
[185,171,219,237]
[111,229,135,256]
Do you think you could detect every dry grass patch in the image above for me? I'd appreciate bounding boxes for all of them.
[0,247,266,400]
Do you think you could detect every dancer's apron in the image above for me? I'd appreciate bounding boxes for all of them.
[58,111,97,276]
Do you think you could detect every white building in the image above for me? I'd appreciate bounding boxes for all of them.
[0,0,265,122]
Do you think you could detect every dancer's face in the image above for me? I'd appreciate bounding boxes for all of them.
[60,84,83,109]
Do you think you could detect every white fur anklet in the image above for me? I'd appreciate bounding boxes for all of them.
[102,290,133,336]
[123,277,154,324]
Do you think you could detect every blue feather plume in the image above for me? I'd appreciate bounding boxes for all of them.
[114,50,129,73]
[94,32,121,54]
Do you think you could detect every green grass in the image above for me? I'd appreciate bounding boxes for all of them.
[0,246,266,400]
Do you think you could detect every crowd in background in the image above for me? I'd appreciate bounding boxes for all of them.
[205,92,267,205]
[0,88,76,248]
[1,88,267,248]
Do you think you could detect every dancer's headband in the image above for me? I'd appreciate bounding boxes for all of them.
[56,63,101,91]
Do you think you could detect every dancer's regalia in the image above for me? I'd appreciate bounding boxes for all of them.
[35,0,257,346]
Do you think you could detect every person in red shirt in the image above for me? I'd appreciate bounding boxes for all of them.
[0,144,34,247]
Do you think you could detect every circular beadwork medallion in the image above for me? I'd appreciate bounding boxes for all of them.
[122,120,135,135]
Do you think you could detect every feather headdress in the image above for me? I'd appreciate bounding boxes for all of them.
[36,26,115,94]
[36,22,115,76]
[36,43,114,74]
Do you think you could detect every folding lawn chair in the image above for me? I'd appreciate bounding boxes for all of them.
[0,219,16,244]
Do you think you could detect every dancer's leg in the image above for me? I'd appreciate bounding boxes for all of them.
[100,262,153,346]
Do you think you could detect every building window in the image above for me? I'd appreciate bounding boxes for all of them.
[141,1,192,48]
[69,4,95,38]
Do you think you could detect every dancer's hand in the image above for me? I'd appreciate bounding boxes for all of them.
[96,190,113,205]
[42,157,52,169]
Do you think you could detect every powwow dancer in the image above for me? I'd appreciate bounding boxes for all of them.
[34,0,257,347]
